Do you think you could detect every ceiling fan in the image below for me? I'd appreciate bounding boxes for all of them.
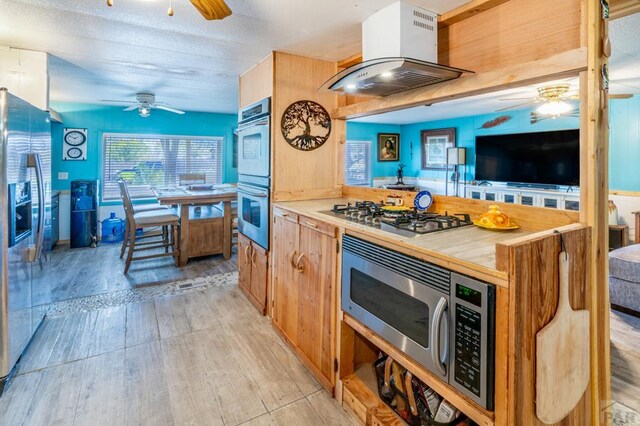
[106,0,232,20]
[101,93,185,118]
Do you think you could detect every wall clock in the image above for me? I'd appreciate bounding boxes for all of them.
[63,128,88,160]
[281,100,331,151]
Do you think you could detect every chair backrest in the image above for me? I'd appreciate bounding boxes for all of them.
[117,179,135,226]
[179,173,206,186]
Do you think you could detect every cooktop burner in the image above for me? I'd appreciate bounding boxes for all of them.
[322,201,472,237]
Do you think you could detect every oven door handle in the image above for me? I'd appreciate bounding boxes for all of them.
[237,186,269,198]
[237,116,270,132]
[430,297,449,377]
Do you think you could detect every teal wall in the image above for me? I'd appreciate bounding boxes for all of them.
[609,96,640,191]
[347,107,580,183]
[50,102,237,201]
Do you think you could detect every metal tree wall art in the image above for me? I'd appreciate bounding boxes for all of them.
[281,100,331,151]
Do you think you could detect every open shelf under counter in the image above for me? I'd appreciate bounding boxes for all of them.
[340,314,495,426]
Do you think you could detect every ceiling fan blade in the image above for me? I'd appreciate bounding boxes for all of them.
[154,104,185,114]
[610,94,633,99]
[101,99,137,104]
[498,97,538,101]
[123,105,139,112]
[496,101,535,112]
[190,0,232,20]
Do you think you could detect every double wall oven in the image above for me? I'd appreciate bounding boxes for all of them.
[237,98,271,249]
[342,235,496,410]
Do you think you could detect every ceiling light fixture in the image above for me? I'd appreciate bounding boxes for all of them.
[536,100,573,117]
[138,106,151,118]
[106,0,113,6]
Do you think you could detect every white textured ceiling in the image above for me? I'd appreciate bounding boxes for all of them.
[0,0,471,114]
[354,13,640,125]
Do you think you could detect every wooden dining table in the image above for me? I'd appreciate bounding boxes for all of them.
[153,185,237,266]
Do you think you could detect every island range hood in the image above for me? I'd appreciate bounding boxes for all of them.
[320,1,472,97]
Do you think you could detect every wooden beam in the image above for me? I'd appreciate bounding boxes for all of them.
[336,53,362,70]
[438,0,510,27]
[610,0,640,19]
[580,0,611,424]
[332,48,587,120]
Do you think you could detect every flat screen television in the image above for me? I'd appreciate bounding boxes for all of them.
[475,129,580,186]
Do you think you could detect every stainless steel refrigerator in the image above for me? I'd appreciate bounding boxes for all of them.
[0,88,52,395]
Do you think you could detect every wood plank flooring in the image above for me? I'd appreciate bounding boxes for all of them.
[610,309,640,420]
[38,242,238,305]
[2,280,358,426]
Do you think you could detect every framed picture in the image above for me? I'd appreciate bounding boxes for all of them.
[421,128,456,170]
[377,133,400,162]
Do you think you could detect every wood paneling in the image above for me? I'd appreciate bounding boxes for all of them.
[438,0,510,27]
[272,209,300,345]
[333,48,587,120]
[238,232,252,298]
[272,52,341,201]
[239,54,274,109]
[438,0,581,72]
[610,0,640,19]
[497,225,592,425]
[188,216,223,258]
[580,0,611,422]
[271,207,338,390]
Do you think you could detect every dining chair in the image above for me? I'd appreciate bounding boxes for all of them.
[118,179,180,273]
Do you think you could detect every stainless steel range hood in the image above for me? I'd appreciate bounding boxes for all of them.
[320,1,473,97]
[320,57,471,97]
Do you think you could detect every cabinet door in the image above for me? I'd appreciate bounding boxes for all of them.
[272,210,299,345]
[296,219,337,388]
[237,232,252,296]
[249,242,268,315]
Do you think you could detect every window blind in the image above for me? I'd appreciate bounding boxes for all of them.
[345,140,372,186]
[102,134,224,200]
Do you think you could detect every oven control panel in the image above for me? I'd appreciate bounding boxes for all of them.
[454,304,482,396]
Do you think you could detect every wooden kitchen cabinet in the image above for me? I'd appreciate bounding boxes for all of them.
[237,232,268,315]
[272,207,337,390]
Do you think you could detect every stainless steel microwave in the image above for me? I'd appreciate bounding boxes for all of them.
[341,235,496,410]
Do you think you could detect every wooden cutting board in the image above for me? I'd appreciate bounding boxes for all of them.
[536,251,590,424]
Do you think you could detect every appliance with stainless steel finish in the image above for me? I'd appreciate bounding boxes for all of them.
[237,97,272,250]
[237,177,269,249]
[0,88,52,395]
[320,57,471,97]
[237,97,270,179]
[321,201,473,238]
[341,235,495,409]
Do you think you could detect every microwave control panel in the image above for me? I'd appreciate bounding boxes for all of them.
[454,304,482,396]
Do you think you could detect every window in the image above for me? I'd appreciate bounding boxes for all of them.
[345,140,372,186]
[102,134,223,200]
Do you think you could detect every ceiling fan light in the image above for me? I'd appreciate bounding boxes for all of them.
[139,106,151,118]
[107,0,113,6]
[536,100,572,117]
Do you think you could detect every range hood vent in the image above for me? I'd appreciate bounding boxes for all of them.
[320,57,471,97]
[320,1,473,97]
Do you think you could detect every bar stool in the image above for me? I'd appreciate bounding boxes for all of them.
[118,180,180,273]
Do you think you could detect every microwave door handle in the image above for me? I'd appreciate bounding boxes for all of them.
[27,152,45,263]
[237,116,269,132]
[430,297,448,377]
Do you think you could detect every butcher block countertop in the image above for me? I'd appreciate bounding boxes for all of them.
[274,198,537,287]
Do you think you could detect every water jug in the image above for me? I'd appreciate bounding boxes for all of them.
[101,212,125,243]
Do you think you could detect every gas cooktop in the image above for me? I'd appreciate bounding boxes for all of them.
[320,201,472,238]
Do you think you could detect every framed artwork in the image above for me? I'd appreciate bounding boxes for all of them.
[421,128,456,170]
[377,133,400,162]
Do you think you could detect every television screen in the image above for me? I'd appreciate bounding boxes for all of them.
[475,129,580,186]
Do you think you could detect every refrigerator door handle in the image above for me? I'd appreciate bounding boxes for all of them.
[27,152,45,263]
